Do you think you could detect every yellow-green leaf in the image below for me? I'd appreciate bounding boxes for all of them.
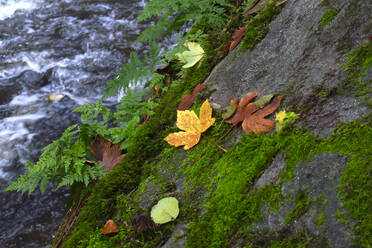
[151,197,179,224]
[176,42,205,68]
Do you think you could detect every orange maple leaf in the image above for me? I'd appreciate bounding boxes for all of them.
[225,91,258,125]
[242,96,282,133]
[165,100,215,150]
[225,93,282,134]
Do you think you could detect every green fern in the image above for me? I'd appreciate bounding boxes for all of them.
[5,125,105,194]
[135,0,232,43]
[104,42,163,97]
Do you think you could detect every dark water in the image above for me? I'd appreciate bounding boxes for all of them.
[0,0,149,247]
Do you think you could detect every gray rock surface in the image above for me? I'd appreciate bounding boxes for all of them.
[255,153,352,247]
[207,0,371,137]
[133,0,371,247]
[254,153,286,189]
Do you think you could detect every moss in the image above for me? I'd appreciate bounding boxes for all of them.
[337,41,372,107]
[320,8,339,27]
[59,26,224,247]
[284,190,312,223]
[183,113,371,247]
[240,1,282,50]
[242,228,329,248]
[325,116,372,247]
[60,1,371,246]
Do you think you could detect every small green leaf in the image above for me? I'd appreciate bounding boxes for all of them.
[176,42,205,68]
[222,104,237,120]
[151,197,179,224]
[254,94,274,108]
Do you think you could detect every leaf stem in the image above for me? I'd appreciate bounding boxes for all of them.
[202,133,227,153]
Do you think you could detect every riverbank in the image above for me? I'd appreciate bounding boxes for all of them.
[40,0,372,247]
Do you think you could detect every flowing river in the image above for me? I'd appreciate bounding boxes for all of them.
[0,0,151,247]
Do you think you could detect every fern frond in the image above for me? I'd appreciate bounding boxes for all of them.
[136,0,233,43]
[104,42,163,97]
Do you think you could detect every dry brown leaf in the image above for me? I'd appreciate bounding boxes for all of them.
[165,100,215,150]
[102,219,119,235]
[225,92,258,125]
[178,94,195,111]
[229,27,246,51]
[192,83,206,96]
[242,95,282,133]
[91,136,126,172]
[91,135,109,162]
[177,83,206,110]
[239,91,258,107]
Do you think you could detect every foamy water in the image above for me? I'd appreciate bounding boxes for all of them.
[0,0,42,20]
[0,0,150,246]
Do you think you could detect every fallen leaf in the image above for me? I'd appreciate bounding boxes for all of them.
[254,94,274,108]
[102,219,119,235]
[242,95,282,133]
[91,136,126,171]
[222,104,237,120]
[151,197,179,224]
[165,100,215,150]
[192,83,206,96]
[229,27,246,51]
[176,41,205,68]
[178,94,195,111]
[178,83,206,110]
[225,92,258,125]
[239,91,258,107]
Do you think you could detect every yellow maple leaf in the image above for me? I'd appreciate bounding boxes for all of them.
[165,100,215,150]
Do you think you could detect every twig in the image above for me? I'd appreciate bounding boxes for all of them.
[201,133,227,152]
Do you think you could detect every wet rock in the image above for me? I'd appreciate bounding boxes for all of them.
[207,0,371,137]
[161,224,187,248]
[26,96,80,152]
[299,95,369,137]
[254,153,286,189]
[157,0,371,246]
[19,69,52,90]
[0,84,21,105]
[255,153,352,247]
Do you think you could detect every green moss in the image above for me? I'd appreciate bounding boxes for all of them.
[183,113,371,247]
[242,229,329,248]
[240,1,282,50]
[184,128,321,247]
[325,117,372,247]
[337,41,372,107]
[59,29,223,247]
[320,8,339,27]
[284,190,312,223]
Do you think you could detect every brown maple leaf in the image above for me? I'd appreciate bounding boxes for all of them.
[242,95,282,134]
[225,91,258,125]
[91,135,126,171]
[177,83,206,110]
[229,26,246,52]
